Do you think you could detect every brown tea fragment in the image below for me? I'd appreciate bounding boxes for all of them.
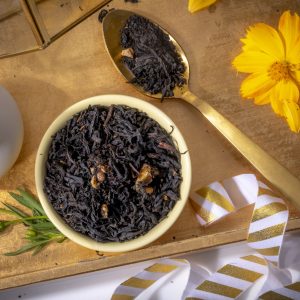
[158,141,176,152]
[145,187,154,194]
[121,48,134,58]
[91,165,107,188]
[96,165,107,183]
[136,164,153,186]
[91,175,100,189]
[101,204,109,219]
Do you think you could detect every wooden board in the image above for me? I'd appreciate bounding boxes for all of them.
[1,0,300,290]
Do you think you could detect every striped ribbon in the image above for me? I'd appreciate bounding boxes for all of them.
[112,259,188,300]
[186,174,292,299]
[185,254,268,300]
[111,174,299,299]
[259,282,300,299]
[190,175,288,267]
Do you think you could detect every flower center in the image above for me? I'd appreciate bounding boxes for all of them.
[268,61,291,82]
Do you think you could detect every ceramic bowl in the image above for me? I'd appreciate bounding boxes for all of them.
[0,86,23,178]
[35,94,191,252]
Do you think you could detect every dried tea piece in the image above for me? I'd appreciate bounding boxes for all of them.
[121,48,134,58]
[158,141,176,152]
[101,203,109,219]
[120,15,186,98]
[136,164,153,186]
[145,187,154,194]
[96,164,107,183]
[135,164,159,194]
[91,175,100,189]
[90,164,107,188]
[98,9,108,23]
[44,105,182,242]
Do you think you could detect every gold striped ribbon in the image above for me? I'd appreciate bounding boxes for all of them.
[185,174,290,299]
[185,254,268,299]
[111,259,188,299]
[111,174,296,300]
[190,175,288,266]
[259,282,300,299]
[248,181,288,267]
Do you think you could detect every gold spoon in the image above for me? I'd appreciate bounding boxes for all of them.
[102,9,300,210]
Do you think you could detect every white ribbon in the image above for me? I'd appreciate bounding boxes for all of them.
[111,174,300,300]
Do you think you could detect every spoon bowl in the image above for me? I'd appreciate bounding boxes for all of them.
[102,9,300,210]
[102,9,189,99]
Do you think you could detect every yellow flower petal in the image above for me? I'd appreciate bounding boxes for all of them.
[242,23,285,60]
[283,100,300,132]
[254,89,272,105]
[232,51,274,73]
[270,80,299,116]
[241,38,261,52]
[273,80,299,102]
[271,95,284,116]
[188,0,217,13]
[240,72,276,99]
[288,38,300,65]
[292,70,300,85]
[278,11,300,62]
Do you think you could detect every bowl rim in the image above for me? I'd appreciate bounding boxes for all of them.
[35,94,192,252]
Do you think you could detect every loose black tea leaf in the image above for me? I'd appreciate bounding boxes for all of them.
[44,105,182,242]
[120,15,186,98]
[98,9,109,23]
[98,0,139,23]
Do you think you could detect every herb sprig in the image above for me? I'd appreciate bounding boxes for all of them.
[0,189,66,256]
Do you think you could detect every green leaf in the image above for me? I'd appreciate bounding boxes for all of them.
[31,222,56,231]
[0,217,48,232]
[1,188,67,256]
[0,221,10,232]
[25,233,48,242]
[25,229,37,238]
[4,240,49,256]
[2,203,30,223]
[32,209,41,217]
[32,243,48,255]
[0,208,15,216]
[56,236,67,243]
[18,189,46,215]
[10,190,45,215]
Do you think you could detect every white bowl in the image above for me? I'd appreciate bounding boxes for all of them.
[0,86,23,178]
[35,94,191,252]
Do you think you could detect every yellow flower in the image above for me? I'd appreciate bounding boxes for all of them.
[232,11,300,133]
[188,0,217,13]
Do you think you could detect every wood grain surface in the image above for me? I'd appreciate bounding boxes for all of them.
[0,0,300,290]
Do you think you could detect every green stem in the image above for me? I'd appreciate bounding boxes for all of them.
[5,216,48,225]
[0,208,15,216]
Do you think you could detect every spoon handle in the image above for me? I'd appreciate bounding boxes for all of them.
[181,90,300,210]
